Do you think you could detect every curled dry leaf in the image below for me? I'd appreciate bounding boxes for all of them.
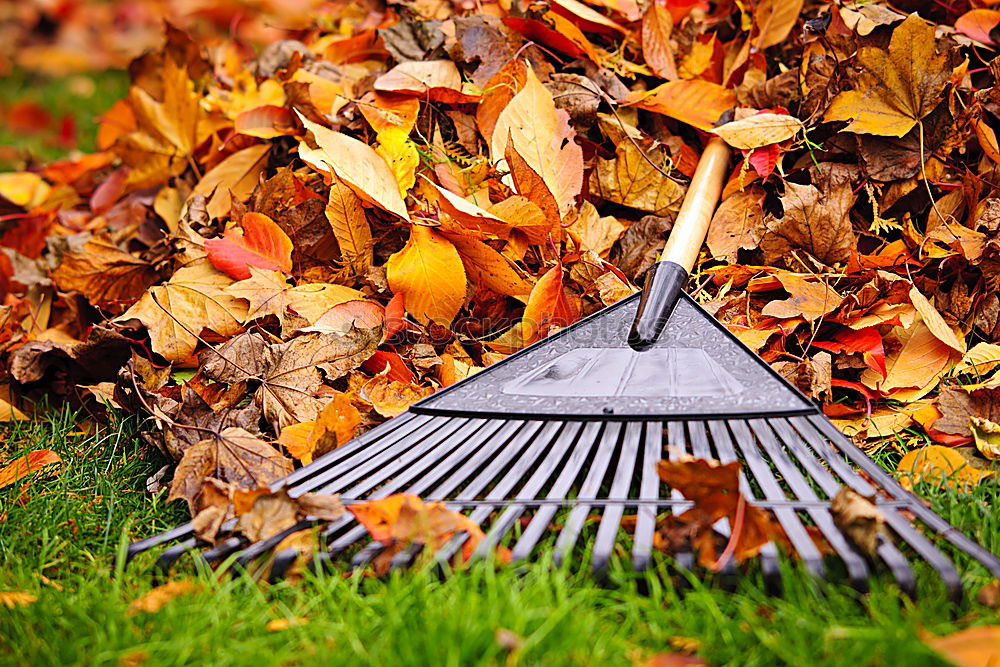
[830,487,886,557]
[969,417,1000,461]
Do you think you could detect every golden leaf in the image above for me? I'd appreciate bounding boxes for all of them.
[386,225,467,326]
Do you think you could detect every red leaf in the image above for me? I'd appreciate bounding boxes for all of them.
[956,9,1000,47]
[205,212,294,280]
[89,166,128,214]
[363,350,417,384]
[814,327,887,379]
[522,263,581,344]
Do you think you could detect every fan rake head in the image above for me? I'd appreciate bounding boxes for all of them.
[125,294,1000,597]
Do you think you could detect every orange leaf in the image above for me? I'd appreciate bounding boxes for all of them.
[924,625,1000,667]
[642,5,678,80]
[386,225,466,327]
[521,263,581,345]
[205,212,294,281]
[234,105,298,139]
[0,450,62,490]
[362,375,434,418]
[626,80,736,131]
[956,9,1000,46]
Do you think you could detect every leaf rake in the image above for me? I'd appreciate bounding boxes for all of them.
[125,138,1000,597]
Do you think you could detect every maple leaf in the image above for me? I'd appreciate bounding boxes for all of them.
[114,259,248,363]
[168,427,293,514]
[824,13,951,137]
[223,268,365,332]
[205,212,294,281]
[203,329,380,428]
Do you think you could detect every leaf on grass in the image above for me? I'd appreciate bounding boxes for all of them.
[386,225,467,327]
[205,212,294,281]
[923,625,1000,667]
[168,427,293,513]
[115,259,248,362]
[830,487,885,557]
[234,488,343,542]
[126,580,201,617]
[970,417,1000,461]
[824,14,950,137]
[0,592,37,609]
[896,444,995,490]
[0,450,61,490]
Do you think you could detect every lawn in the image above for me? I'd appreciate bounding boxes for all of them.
[0,408,998,666]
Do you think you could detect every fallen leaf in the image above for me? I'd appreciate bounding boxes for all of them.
[191,144,271,220]
[126,580,200,617]
[51,234,158,305]
[761,181,856,267]
[627,80,736,131]
[205,212,294,281]
[325,172,372,274]
[642,5,678,80]
[830,487,885,557]
[923,625,1000,667]
[710,113,803,150]
[0,592,37,609]
[969,417,1000,461]
[267,617,310,632]
[0,450,62,490]
[908,286,966,354]
[896,445,995,490]
[707,186,766,261]
[386,225,467,327]
[521,263,581,344]
[754,0,804,50]
[935,387,1000,437]
[760,273,844,322]
[824,14,950,137]
[362,375,435,418]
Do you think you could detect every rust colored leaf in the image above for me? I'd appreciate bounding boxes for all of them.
[206,212,294,281]
[0,450,62,490]
[521,263,581,344]
[641,5,677,80]
[52,234,158,305]
[627,80,736,131]
[126,580,201,617]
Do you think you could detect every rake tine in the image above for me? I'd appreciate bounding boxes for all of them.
[806,416,1000,582]
[665,421,696,572]
[230,520,315,575]
[749,419,870,590]
[197,536,245,567]
[553,423,621,567]
[510,422,602,563]
[472,422,584,562]
[706,421,781,585]
[272,413,426,491]
[632,422,662,572]
[728,420,825,579]
[433,421,568,566]
[591,422,643,573]
[124,522,199,565]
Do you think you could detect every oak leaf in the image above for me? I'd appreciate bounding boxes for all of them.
[824,14,951,137]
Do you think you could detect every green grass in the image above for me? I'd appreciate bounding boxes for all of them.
[0,409,998,666]
[0,70,129,170]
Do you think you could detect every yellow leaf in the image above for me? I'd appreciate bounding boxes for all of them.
[710,113,803,150]
[267,617,310,632]
[908,286,966,353]
[297,113,410,221]
[861,315,958,393]
[376,132,420,198]
[0,592,37,609]
[754,0,805,49]
[824,14,950,137]
[115,259,247,362]
[954,342,1000,379]
[126,580,201,617]
[191,144,271,220]
[760,273,843,322]
[924,625,1000,667]
[970,417,1000,461]
[325,172,373,274]
[0,385,28,422]
[897,445,994,490]
[490,66,583,214]
[0,172,50,209]
[386,225,466,326]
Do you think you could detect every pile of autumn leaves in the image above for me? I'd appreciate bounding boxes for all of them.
[3,0,1000,573]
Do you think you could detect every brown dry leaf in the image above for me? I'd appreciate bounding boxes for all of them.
[386,225,467,327]
[590,142,685,216]
[126,580,201,617]
[830,487,886,557]
[0,592,37,609]
[115,259,248,363]
[935,387,1000,436]
[707,186,766,261]
[923,626,1000,667]
[760,273,844,322]
[641,5,677,80]
[298,114,410,221]
[52,234,158,305]
[325,172,372,274]
[762,181,856,267]
[490,66,583,214]
[235,488,343,542]
[168,427,293,514]
[896,445,995,490]
[824,14,951,137]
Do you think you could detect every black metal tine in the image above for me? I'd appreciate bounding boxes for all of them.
[552,422,621,566]
[591,422,643,572]
[687,421,740,579]
[287,415,461,496]
[232,520,315,573]
[631,421,662,571]
[350,541,389,569]
[324,420,543,560]
[773,419,915,592]
[125,522,202,563]
[879,510,959,599]
[806,415,1000,581]
[748,419,870,589]
[434,421,569,566]
[510,422,603,563]
[786,417,876,496]
[728,420,825,578]
[706,420,781,581]
[315,419,518,565]
[197,536,245,567]
[155,538,200,577]
[471,422,584,560]
[272,412,424,491]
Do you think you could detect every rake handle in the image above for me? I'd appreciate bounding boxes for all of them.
[628,136,731,351]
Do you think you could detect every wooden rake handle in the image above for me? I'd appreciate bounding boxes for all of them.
[627,136,731,350]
